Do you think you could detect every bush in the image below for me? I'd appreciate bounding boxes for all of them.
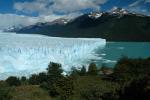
[39,62,64,97]
[6,76,21,86]
[80,83,119,100]
[21,76,27,82]
[87,63,98,75]
[40,82,49,90]
[119,75,150,100]
[55,77,74,100]
[80,66,86,76]
[29,74,40,85]
[76,76,119,100]
[48,84,59,97]
[28,72,47,85]
[70,67,80,79]
[113,57,150,82]
[20,76,28,85]
[0,81,12,100]
[47,62,63,83]
[38,72,48,83]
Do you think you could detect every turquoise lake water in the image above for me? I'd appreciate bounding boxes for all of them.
[95,42,150,67]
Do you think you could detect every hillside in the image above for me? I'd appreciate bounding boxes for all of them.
[13,8,150,41]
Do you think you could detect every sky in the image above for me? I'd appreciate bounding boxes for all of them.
[0,0,150,29]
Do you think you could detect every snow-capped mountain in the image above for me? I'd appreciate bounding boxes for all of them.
[11,8,150,41]
[110,7,147,17]
[88,12,103,19]
[4,18,72,32]
[4,25,24,32]
[110,7,129,15]
[51,18,71,25]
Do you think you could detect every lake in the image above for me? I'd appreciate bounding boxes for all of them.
[95,42,150,67]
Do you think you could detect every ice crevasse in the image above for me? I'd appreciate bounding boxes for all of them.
[0,32,106,79]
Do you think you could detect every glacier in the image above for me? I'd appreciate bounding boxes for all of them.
[0,32,106,79]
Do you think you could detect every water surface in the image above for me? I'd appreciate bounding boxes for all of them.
[96,42,150,67]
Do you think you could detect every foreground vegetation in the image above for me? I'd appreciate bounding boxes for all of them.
[0,57,150,100]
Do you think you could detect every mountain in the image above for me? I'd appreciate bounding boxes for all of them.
[14,8,150,41]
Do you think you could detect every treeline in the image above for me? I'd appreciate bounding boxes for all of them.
[0,57,150,100]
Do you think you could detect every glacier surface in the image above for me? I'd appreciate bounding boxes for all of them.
[0,32,106,79]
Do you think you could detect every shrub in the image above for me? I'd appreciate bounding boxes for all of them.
[113,57,150,82]
[21,76,27,82]
[80,83,119,100]
[80,66,86,76]
[20,76,28,85]
[39,62,64,97]
[6,76,21,86]
[29,74,40,85]
[55,77,74,100]
[70,67,80,79]
[38,72,47,83]
[87,63,98,75]
[0,81,12,100]
[119,75,150,100]
[47,62,63,83]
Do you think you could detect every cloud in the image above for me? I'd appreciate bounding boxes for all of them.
[145,0,150,3]
[0,14,64,30]
[0,11,82,30]
[6,0,107,30]
[129,0,143,7]
[128,0,150,15]
[2,0,149,30]
[14,0,107,15]
[129,0,150,7]
[0,14,37,29]
[51,0,107,13]
[14,0,53,15]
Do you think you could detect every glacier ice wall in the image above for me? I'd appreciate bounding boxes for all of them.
[0,32,106,79]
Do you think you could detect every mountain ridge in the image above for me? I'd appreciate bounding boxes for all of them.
[10,8,150,41]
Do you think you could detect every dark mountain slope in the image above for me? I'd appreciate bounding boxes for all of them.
[15,11,150,41]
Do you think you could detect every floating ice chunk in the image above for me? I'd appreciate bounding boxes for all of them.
[103,59,117,63]
[118,47,124,50]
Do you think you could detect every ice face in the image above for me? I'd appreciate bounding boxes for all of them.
[0,32,106,79]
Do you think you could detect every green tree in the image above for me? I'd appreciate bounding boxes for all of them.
[40,82,50,90]
[0,81,12,100]
[45,62,64,97]
[47,62,63,83]
[113,57,150,82]
[87,63,98,75]
[20,76,28,85]
[21,76,27,82]
[70,67,80,79]
[38,72,47,83]
[6,76,21,86]
[119,75,150,100]
[55,77,74,100]
[80,66,86,76]
[80,83,118,100]
[29,74,39,85]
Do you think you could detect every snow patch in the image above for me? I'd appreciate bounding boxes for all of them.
[88,12,103,19]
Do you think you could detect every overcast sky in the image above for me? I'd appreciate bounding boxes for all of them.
[0,0,150,29]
